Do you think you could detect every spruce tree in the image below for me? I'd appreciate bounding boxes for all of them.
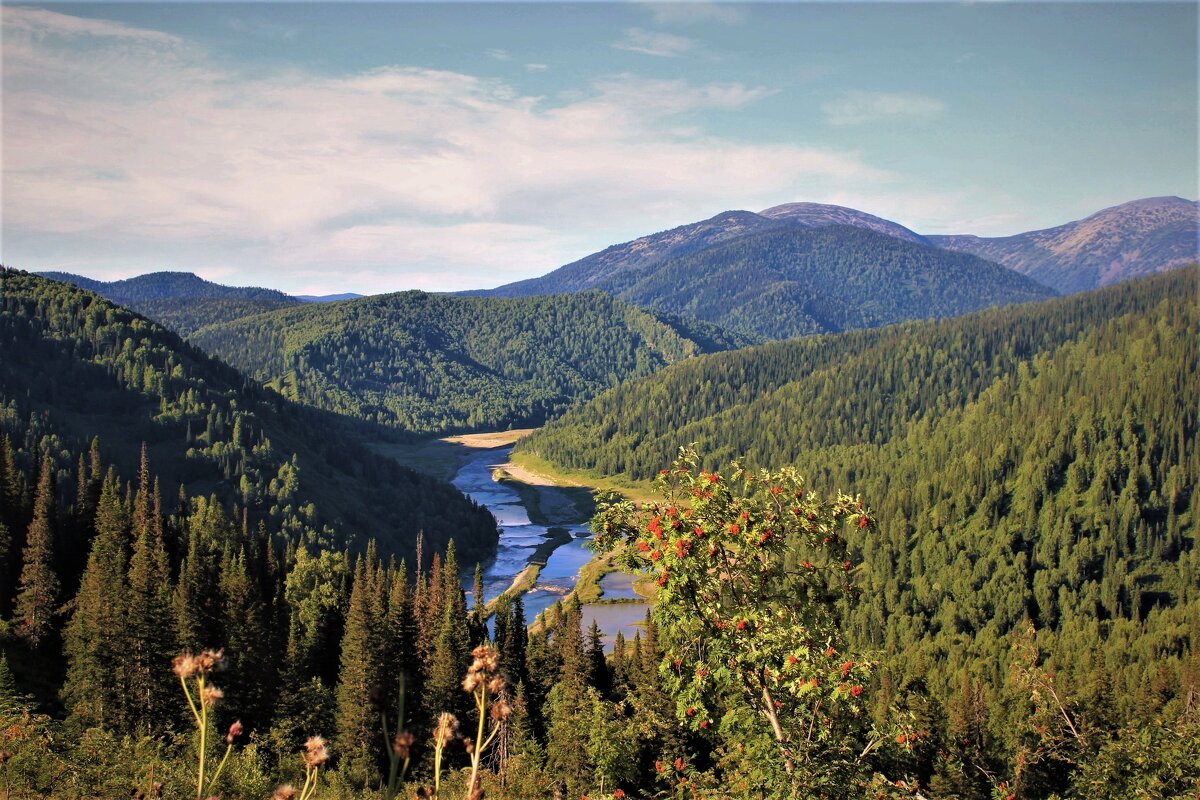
[14,453,58,649]
[335,556,383,786]
[124,448,176,733]
[425,542,471,722]
[62,474,130,729]
[221,546,270,731]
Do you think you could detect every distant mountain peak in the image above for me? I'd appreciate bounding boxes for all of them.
[929,195,1198,293]
[757,201,928,245]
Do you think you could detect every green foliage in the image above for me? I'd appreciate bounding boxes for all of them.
[188,289,729,434]
[601,225,1055,341]
[14,454,58,649]
[527,268,1199,795]
[592,449,880,797]
[0,269,497,563]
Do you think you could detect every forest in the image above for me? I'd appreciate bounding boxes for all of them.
[593,225,1056,341]
[187,290,737,434]
[0,266,1196,799]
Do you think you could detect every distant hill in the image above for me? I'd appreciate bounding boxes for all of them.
[929,196,1199,293]
[1,269,496,563]
[39,271,303,335]
[297,293,365,303]
[188,290,737,434]
[39,270,295,304]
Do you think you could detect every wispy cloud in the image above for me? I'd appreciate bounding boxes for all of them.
[1,5,181,44]
[612,27,697,58]
[525,63,549,72]
[1,9,927,292]
[822,91,946,126]
[486,48,511,61]
[643,2,745,26]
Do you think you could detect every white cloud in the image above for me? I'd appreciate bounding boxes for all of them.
[612,27,697,58]
[643,2,745,26]
[486,48,512,61]
[525,63,549,72]
[1,10,935,293]
[822,91,946,126]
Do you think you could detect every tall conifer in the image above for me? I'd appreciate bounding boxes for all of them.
[63,473,130,729]
[14,453,58,649]
[124,447,175,732]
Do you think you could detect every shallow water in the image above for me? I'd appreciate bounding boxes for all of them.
[452,447,550,603]
[450,446,646,637]
[598,570,641,600]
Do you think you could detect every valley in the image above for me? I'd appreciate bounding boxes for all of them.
[2,195,1196,800]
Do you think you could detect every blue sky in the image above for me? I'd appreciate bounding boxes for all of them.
[2,2,1196,294]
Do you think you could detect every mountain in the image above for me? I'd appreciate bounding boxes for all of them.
[929,196,1199,293]
[480,210,787,298]
[0,268,496,562]
[518,267,1198,728]
[593,224,1055,340]
[479,203,934,299]
[476,204,1051,340]
[758,200,929,244]
[188,290,737,434]
[37,270,303,336]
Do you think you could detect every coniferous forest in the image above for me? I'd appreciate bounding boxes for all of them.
[1,260,1197,799]
[3,0,1198,796]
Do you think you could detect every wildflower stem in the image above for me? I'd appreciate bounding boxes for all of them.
[179,673,201,726]
[467,684,487,793]
[207,741,234,792]
[298,765,318,800]
[196,675,207,800]
[433,737,443,800]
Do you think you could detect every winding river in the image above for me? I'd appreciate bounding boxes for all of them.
[452,446,649,646]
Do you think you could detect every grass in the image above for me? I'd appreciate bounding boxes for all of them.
[369,428,535,481]
[509,450,658,504]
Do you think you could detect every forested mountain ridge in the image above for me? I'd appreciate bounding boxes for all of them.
[0,269,496,563]
[477,210,788,298]
[595,224,1055,340]
[37,270,303,335]
[929,196,1199,293]
[188,289,737,433]
[518,268,1198,762]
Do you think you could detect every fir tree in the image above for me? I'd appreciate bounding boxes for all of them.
[124,448,176,732]
[14,452,58,649]
[335,555,383,786]
[62,474,130,729]
[425,542,471,722]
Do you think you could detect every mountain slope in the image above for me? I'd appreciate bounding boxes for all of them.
[188,290,734,434]
[0,269,496,562]
[38,270,302,334]
[481,210,786,298]
[929,196,1199,293]
[518,267,1198,714]
[600,225,1055,340]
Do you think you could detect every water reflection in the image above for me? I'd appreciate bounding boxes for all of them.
[450,445,649,641]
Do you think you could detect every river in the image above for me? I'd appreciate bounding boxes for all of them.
[452,446,650,647]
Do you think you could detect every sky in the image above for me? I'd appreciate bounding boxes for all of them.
[1,2,1196,295]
